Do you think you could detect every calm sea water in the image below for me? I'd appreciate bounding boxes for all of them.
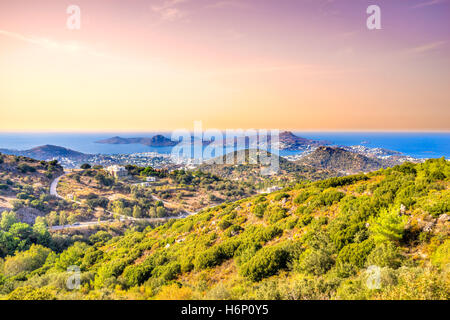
[0,132,449,159]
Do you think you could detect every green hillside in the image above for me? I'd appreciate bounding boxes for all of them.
[0,158,449,300]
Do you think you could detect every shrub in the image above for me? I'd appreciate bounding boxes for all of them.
[366,241,403,269]
[55,242,89,270]
[219,219,232,230]
[1,211,17,231]
[122,263,153,287]
[3,244,51,277]
[296,248,334,276]
[294,191,312,205]
[336,240,375,269]
[266,207,287,224]
[315,189,345,207]
[7,286,56,300]
[17,164,36,173]
[240,245,289,281]
[297,214,313,227]
[274,193,289,201]
[194,240,240,270]
[317,174,368,188]
[369,208,408,243]
[252,203,266,218]
[89,231,112,245]
[153,261,181,282]
[80,163,91,169]
[431,239,450,270]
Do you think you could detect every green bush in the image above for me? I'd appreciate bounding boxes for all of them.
[274,193,289,201]
[3,244,51,277]
[55,242,89,271]
[296,247,333,276]
[366,242,403,268]
[266,207,287,224]
[239,245,289,281]
[17,164,36,173]
[336,240,375,269]
[431,239,450,270]
[369,208,407,243]
[252,203,267,218]
[294,191,312,205]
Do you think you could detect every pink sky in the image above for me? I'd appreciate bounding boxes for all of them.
[0,0,449,131]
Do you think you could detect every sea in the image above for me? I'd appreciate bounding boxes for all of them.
[0,132,449,159]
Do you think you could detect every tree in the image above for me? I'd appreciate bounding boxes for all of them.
[156,206,166,218]
[132,205,142,218]
[112,200,124,215]
[48,211,59,227]
[59,211,68,226]
[149,207,157,218]
[1,211,17,231]
[55,242,88,270]
[0,230,18,257]
[80,163,91,169]
[3,244,51,277]
[32,217,51,246]
[369,208,408,243]
[9,223,32,240]
[68,213,78,225]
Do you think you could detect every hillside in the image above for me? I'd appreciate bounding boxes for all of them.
[278,131,331,150]
[296,146,389,175]
[0,153,64,224]
[0,158,448,300]
[199,149,336,182]
[0,145,88,161]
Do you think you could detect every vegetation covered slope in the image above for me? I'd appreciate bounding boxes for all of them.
[0,145,89,161]
[199,149,335,183]
[0,153,64,217]
[296,146,388,175]
[0,159,449,300]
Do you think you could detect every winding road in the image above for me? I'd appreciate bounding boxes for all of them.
[50,173,66,199]
[48,172,198,230]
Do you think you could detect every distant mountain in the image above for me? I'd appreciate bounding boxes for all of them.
[96,131,330,150]
[96,135,178,147]
[278,131,331,150]
[0,145,88,161]
[295,146,387,174]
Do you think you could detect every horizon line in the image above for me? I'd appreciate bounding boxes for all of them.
[0,129,450,134]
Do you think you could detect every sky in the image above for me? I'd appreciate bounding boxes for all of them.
[0,0,449,132]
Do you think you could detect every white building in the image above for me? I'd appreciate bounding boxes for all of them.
[259,186,282,194]
[105,165,128,178]
[146,177,157,182]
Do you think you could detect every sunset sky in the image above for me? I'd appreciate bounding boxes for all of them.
[0,0,449,132]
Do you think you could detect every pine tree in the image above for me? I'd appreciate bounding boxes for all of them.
[369,207,408,243]
[0,211,17,231]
